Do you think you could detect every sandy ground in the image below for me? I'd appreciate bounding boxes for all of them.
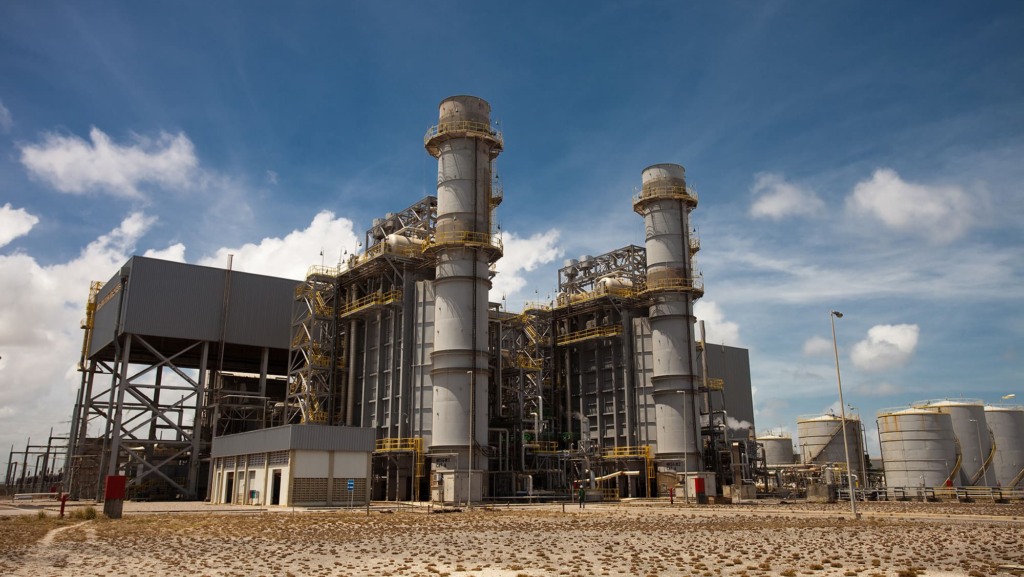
[1,500,1022,576]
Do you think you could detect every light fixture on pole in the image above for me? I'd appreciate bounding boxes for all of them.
[969,418,989,486]
[830,310,859,519]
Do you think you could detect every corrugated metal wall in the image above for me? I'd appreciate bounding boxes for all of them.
[212,424,376,457]
[89,256,295,358]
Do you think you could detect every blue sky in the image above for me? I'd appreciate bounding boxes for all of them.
[1,2,1022,464]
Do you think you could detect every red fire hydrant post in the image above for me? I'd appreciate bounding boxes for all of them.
[59,493,69,518]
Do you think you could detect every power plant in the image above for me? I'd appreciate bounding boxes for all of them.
[7,95,1022,506]
[50,95,759,506]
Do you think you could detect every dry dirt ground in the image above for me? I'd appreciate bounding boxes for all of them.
[1,501,1022,577]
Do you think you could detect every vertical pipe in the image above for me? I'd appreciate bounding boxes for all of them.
[346,318,359,426]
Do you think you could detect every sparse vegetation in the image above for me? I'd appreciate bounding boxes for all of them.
[0,501,1021,575]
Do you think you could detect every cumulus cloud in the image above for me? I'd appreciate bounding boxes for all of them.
[850,323,920,372]
[802,335,833,357]
[846,168,974,241]
[19,127,199,199]
[0,100,12,132]
[0,212,155,453]
[749,172,825,220]
[0,203,39,248]
[694,300,741,346]
[198,210,359,280]
[144,243,187,263]
[491,229,562,300]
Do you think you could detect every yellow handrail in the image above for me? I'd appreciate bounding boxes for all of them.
[305,265,339,279]
[423,231,503,253]
[554,285,637,308]
[339,290,402,317]
[375,437,424,452]
[631,184,698,209]
[424,120,503,147]
[640,277,704,294]
[556,325,623,346]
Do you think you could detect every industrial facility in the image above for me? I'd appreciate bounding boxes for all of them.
[878,399,1024,490]
[54,95,759,506]
[11,95,1020,506]
[753,398,1023,499]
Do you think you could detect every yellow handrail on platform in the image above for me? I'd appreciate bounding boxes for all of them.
[556,325,623,346]
[423,230,503,254]
[339,290,402,318]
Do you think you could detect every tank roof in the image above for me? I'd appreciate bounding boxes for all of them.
[877,406,943,417]
[913,398,984,408]
[797,413,860,422]
[984,404,1024,412]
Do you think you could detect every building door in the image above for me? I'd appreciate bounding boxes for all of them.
[224,472,234,504]
[271,470,282,505]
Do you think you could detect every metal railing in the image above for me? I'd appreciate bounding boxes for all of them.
[423,230,503,253]
[602,445,654,494]
[556,325,623,346]
[640,276,704,294]
[424,120,504,148]
[632,184,698,209]
[554,285,637,308]
[339,290,402,318]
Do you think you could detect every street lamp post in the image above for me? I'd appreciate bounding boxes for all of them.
[969,418,989,486]
[830,310,859,519]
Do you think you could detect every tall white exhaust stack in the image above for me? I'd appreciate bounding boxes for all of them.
[634,163,702,470]
[425,96,503,503]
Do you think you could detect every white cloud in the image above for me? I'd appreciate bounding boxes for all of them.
[144,243,187,262]
[850,323,920,372]
[266,170,279,185]
[694,300,741,346]
[0,212,155,455]
[0,100,11,132]
[802,335,833,357]
[749,172,825,220]
[846,168,974,241]
[19,127,199,199]
[491,229,562,300]
[0,203,39,248]
[198,210,359,280]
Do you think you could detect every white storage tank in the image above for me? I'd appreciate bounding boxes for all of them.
[757,434,794,466]
[984,404,1024,488]
[797,414,862,466]
[878,407,958,488]
[917,399,995,486]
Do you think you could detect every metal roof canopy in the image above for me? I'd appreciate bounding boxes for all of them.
[89,256,296,373]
